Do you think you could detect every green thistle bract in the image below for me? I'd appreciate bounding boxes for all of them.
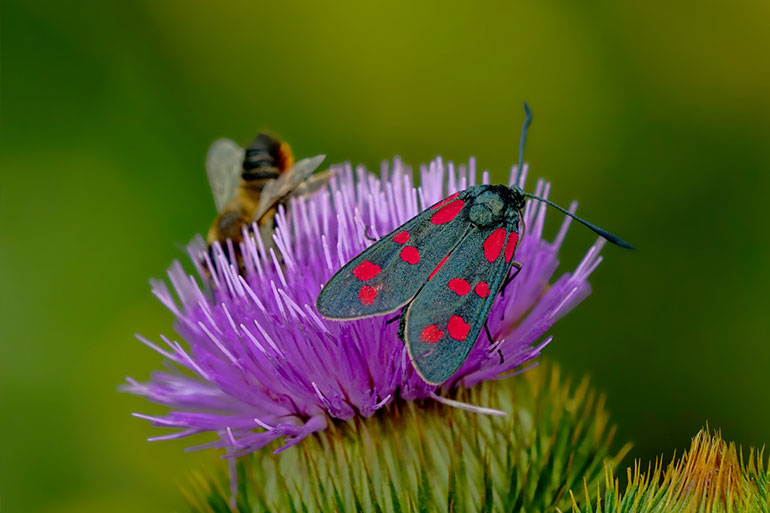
[184,364,630,513]
[569,429,770,513]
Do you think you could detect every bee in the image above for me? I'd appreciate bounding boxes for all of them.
[205,133,327,249]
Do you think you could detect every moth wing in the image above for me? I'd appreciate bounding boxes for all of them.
[254,154,326,222]
[206,138,244,213]
[316,190,478,320]
[403,224,518,385]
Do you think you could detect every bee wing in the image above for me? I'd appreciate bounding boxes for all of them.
[316,190,477,320]
[403,224,519,385]
[254,154,326,222]
[288,169,334,197]
[206,138,245,213]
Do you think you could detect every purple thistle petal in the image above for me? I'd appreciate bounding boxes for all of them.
[126,156,607,455]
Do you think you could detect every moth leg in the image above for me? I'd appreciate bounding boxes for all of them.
[409,348,435,363]
[500,261,523,298]
[364,225,378,242]
[484,323,494,344]
[385,315,400,325]
[486,337,504,364]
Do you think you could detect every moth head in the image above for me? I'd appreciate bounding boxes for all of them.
[508,185,527,210]
[469,188,509,226]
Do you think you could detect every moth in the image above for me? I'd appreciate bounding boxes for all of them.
[316,105,633,385]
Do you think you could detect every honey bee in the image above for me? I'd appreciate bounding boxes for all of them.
[205,133,327,249]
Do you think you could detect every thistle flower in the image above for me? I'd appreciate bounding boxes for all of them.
[570,428,770,513]
[125,156,606,458]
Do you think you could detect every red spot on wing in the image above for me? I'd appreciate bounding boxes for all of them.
[430,192,460,210]
[352,260,381,281]
[400,246,420,265]
[448,315,471,341]
[428,253,450,280]
[448,278,470,296]
[474,282,489,298]
[483,228,506,262]
[504,232,519,262]
[420,324,444,343]
[393,231,410,244]
[358,285,378,305]
[431,199,465,225]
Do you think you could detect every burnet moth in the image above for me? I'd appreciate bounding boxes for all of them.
[316,104,633,385]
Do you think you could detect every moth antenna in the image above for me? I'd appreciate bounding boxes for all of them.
[522,193,636,250]
[518,102,533,174]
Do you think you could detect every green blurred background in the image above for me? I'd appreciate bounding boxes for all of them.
[2,0,769,511]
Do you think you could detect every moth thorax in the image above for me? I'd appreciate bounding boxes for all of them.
[469,204,499,227]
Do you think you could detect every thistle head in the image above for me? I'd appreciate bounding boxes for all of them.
[125,153,610,461]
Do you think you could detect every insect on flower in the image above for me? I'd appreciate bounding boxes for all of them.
[206,133,328,249]
[316,104,634,385]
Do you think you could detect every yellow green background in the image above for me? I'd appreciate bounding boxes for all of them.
[2,1,768,511]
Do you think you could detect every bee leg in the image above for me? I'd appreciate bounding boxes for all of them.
[500,261,523,298]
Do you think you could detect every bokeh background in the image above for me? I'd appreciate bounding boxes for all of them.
[2,1,769,511]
